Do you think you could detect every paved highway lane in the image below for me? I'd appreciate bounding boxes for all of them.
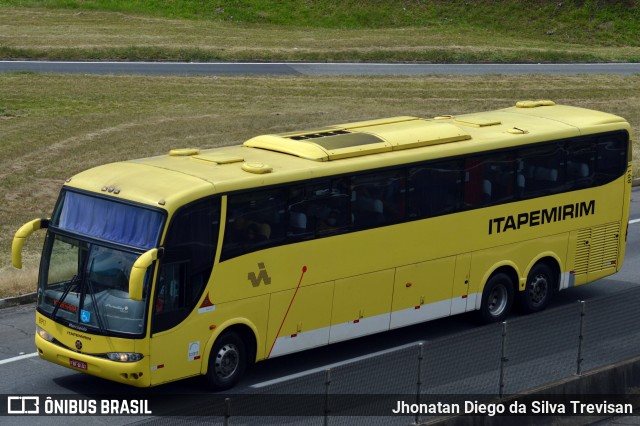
[1,186,639,425]
[1,61,640,76]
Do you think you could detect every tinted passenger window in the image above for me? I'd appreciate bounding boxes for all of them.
[518,144,565,198]
[223,189,286,259]
[153,197,220,333]
[288,179,351,238]
[595,134,627,185]
[566,141,594,190]
[464,154,516,207]
[352,171,405,228]
[407,160,462,218]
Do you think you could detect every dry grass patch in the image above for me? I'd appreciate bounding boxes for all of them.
[0,268,38,299]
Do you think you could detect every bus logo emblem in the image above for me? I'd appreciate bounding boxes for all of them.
[248,263,271,287]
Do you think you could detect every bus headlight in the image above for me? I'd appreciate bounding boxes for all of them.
[36,325,54,342]
[106,352,144,363]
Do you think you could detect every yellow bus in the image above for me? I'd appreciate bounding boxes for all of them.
[13,101,632,390]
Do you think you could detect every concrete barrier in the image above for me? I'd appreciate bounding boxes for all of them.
[0,292,36,309]
[426,355,640,425]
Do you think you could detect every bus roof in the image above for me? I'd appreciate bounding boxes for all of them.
[65,102,630,212]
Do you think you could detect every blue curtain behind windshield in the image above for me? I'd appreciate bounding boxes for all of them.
[57,191,164,249]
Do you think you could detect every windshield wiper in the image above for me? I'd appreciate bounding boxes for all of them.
[51,273,81,321]
[52,243,89,321]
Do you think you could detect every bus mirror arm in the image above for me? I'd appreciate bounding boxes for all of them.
[12,218,49,269]
[129,248,161,301]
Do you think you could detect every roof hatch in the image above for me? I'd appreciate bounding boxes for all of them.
[453,115,501,128]
[434,114,501,128]
[243,117,471,161]
[192,153,244,164]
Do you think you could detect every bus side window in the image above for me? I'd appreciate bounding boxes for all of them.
[486,154,517,204]
[464,154,516,207]
[155,261,188,314]
[566,141,594,190]
[407,160,462,218]
[595,133,627,185]
[351,171,404,229]
[286,185,314,239]
[518,143,565,198]
[222,189,286,259]
[294,179,351,237]
[153,198,220,333]
[463,158,486,208]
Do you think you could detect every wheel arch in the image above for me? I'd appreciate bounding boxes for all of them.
[476,262,520,310]
[522,253,562,292]
[200,319,259,376]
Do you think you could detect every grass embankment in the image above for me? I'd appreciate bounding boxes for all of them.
[1,73,639,297]
[0,0,639,62]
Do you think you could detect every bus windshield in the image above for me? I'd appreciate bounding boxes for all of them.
[39,234,147,335]
[37,191,166,336]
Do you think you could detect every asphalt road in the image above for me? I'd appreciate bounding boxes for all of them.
[0,187,638,425]
[1,61,640,76]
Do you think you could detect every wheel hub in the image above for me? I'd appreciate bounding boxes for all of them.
[215,343,239,380]
[488,285,508,316]
[529,274,548,305]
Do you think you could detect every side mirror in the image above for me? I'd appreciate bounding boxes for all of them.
[129,248,159,301]
[12,218,49,269]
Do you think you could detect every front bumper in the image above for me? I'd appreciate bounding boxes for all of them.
[35,334,151,387]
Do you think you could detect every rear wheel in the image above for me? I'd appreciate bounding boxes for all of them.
[479,272,514,323]
[520,263,556,314]
[206,331,247,391]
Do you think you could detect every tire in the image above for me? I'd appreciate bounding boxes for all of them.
[479,272,514,323]
[206,331,247,391]
[520,263,556,314]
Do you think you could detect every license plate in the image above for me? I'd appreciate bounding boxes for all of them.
[70,358,88,370]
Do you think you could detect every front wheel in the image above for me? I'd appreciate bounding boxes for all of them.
[519,263,556,314]
[206,331,247,391]
[479,272,514,323]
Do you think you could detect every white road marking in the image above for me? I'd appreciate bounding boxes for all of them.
[629,218,640,224]
[250,341,425,388]
[0,352,38,366]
